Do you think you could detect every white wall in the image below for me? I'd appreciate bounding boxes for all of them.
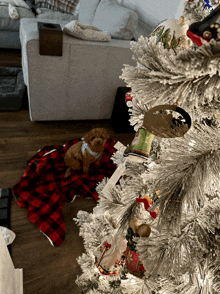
[175,0,186,19]
[119,0,183,24]
[118,0,186,38]
[119,0,185,22]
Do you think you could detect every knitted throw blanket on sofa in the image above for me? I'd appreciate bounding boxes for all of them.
[35,0,79,15]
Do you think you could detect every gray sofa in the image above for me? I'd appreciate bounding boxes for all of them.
[0,1,36,48]
[0,0,78,49]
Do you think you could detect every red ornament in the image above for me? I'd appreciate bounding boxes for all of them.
[95,237,127,276]
[125,91,133,103]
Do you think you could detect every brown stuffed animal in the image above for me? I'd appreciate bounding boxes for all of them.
[64,128,110,178]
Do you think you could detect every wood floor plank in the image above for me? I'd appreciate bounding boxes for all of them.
[0,152,29,172]
[0,170,27,188]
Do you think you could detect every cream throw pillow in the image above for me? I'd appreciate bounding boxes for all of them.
[78,0,101,25]
[92,0,138,40]
[63,20,111,42]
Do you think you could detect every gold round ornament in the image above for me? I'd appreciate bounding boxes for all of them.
[143,104,191,138]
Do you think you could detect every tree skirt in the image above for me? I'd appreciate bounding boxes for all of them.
[12,138,116,246]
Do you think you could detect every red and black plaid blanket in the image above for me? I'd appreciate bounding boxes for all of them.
[12,138,116,246]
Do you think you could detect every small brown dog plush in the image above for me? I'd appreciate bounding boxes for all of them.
[64,128,110,178]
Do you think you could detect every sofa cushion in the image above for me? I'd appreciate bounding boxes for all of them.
[0,6,35,31]
[92,0,138,40]
[35,0,79,15]
[78,0,100,25]
[36,7,78,20]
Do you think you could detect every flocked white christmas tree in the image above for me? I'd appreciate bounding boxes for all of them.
[74,1,220,293]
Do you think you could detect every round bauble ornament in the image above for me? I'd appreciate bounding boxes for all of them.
[150,17,192,50]
[143,104,191,138]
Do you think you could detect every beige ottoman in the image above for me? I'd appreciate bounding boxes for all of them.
[19,18,134,121]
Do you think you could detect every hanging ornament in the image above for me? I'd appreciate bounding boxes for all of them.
[101,132,156,197]
[123,217,151,278]
[143,105,191,138]
[187,0,215,10]
[125,91,133,108]
[95,234,127,276]
[102,105,190,198]
[203,0,214,11]
[124,128,155,159]
[150,18,191,50]
[187,4,220,47]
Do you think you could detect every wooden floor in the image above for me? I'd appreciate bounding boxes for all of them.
[0,110,134,294]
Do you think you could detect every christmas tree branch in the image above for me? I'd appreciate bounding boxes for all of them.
[121,35,220,126]
[145,124,220,234]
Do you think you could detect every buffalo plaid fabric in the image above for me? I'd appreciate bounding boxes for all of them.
[35,0,79,15]
[12,138,116,246]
